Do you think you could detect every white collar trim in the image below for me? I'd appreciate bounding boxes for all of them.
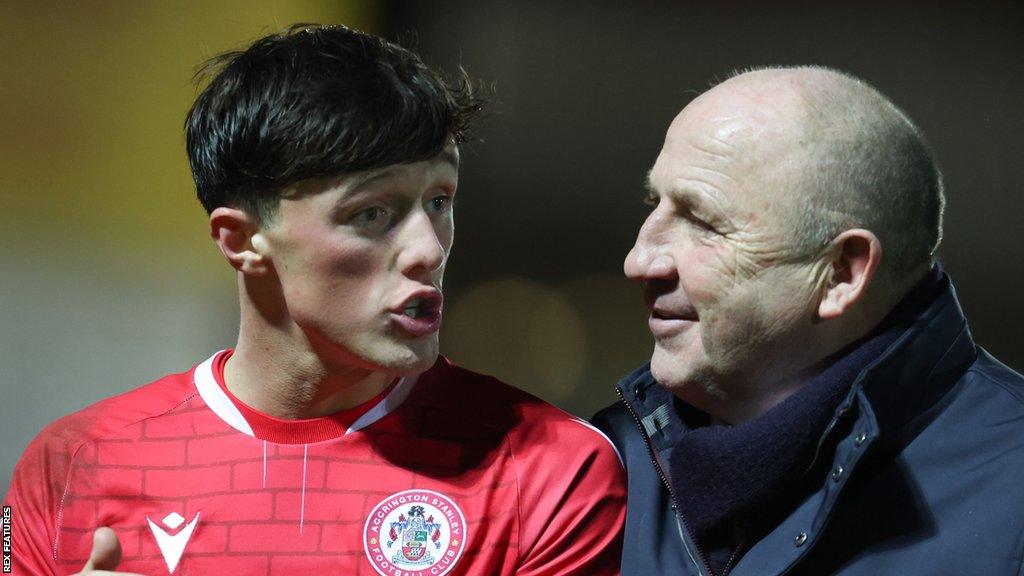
[193,351,254,436]
[192,351,418,440]
[347,374,416,435]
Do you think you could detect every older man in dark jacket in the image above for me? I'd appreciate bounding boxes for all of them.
[593,66,1024,576]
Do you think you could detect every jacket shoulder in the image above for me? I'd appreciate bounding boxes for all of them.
[591,363,658,462]
[593,401,651,471]
[967,348,1024,406]
[591,402,633,444]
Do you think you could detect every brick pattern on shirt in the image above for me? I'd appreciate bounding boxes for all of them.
[5,357,626,576]
[52,400,519,575]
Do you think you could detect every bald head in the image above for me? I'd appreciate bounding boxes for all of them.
[686,67,944,286]
[630,66,945,421]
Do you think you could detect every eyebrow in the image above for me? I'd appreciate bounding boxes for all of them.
[350,167,398,192]
[643,172,657,199]
[349,147,460,194]
[346,148,458,195]
[644,172,721,218]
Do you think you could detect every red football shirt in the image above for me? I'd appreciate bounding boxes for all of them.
[3,353,625,575]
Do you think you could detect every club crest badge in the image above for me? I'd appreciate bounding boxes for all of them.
[363,489,467,576]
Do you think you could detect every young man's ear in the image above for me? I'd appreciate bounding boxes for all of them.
[817,228,882,320]
[209,207,272,275]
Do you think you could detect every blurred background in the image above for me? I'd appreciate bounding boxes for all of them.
[2,1,1021,486]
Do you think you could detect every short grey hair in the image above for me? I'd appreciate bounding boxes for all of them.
[732,66,945,277]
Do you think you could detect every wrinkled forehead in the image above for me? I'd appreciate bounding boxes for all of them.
[650,84,816,227]
[667,82,809,176]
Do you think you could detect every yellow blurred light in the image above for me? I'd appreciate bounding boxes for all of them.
[442,277,587,404]
[0,1,376,280]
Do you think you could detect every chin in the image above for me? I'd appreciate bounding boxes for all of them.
[649,343,708,393]
[650,345,685,389]
[393,352,438,376]
[319,330,439,377]
[373,338,440,376]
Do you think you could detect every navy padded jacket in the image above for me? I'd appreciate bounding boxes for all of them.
[593,279,1024,576]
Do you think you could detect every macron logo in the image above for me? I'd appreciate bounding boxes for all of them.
[146,512,200,574]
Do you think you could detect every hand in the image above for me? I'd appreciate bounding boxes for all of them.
[77,527,145,575]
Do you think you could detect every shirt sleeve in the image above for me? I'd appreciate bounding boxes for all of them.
[3,429,74,576]
[509,417,626,575]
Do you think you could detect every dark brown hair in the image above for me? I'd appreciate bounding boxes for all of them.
[186,24,483,222]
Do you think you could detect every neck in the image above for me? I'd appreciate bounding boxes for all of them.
[677,369,818,425]
[226,278,394,420]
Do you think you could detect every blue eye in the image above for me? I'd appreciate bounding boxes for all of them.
[427,195,452,214]
[351,206,389,225]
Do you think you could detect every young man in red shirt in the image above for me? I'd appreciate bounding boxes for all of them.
[4,24,625,576]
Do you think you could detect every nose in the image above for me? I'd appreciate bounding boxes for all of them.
[624,213,676,281]
[397,211,447,280]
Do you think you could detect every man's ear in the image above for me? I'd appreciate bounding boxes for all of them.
[209,207,273,276]
[818,228,882,320]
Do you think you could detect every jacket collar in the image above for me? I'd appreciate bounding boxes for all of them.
[616,362,679,453]
[850,274,976,447]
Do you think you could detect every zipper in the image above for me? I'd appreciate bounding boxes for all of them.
[616,387,716,576]
[720,538,744,576]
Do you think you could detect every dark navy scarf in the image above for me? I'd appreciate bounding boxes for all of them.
[668,267,944,575]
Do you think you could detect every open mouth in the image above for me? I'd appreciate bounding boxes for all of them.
[391,291,444,337]
[402,296,440,319]
[651,307,697,322]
